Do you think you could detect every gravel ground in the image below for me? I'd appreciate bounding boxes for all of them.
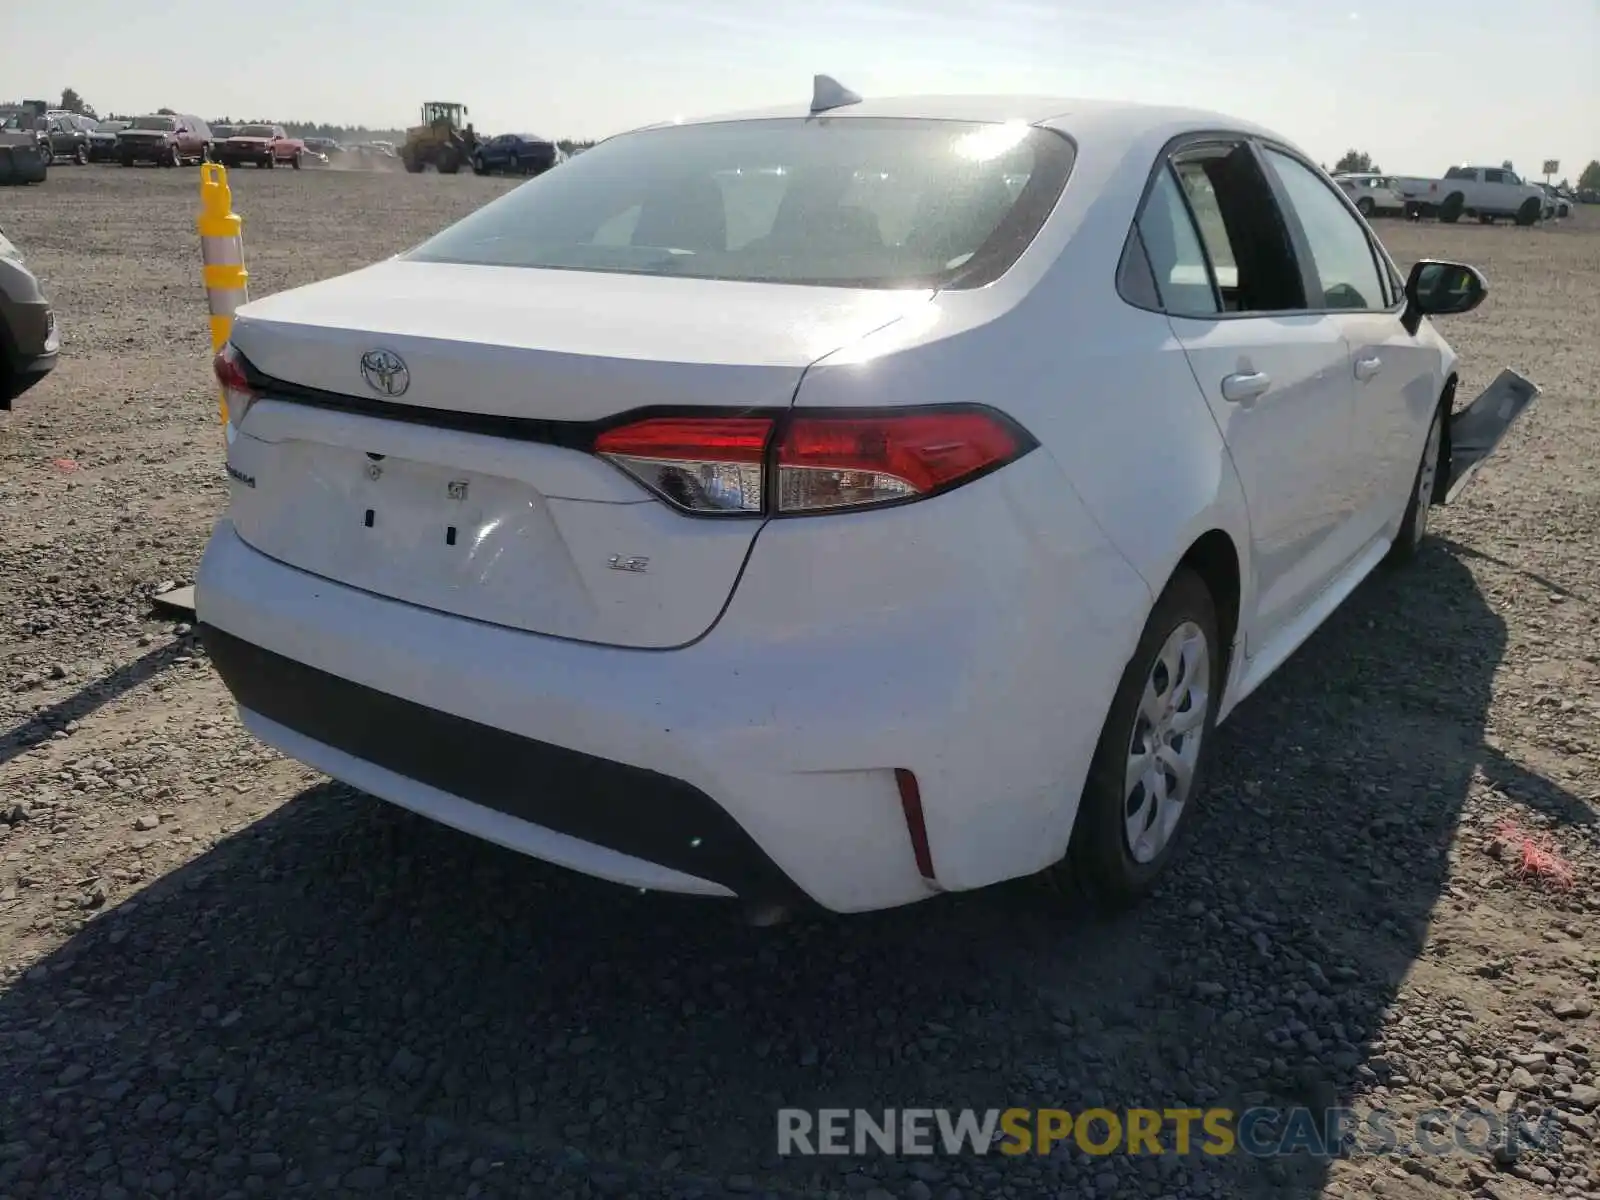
[2,167,1599,1200]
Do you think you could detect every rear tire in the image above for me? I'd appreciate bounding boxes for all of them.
[1384,400,1446,568]
[1048,567,1222,911]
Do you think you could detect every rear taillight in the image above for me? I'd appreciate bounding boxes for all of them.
[593,416,771,514]
[213,342,259,430]
[593,406,1034,517]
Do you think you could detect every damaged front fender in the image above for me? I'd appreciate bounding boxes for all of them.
[1439,368,1540,504]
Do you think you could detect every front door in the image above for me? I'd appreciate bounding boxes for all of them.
[1255,145,1444,554]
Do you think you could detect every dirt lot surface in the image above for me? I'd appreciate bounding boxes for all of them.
[2,167,1599,1200]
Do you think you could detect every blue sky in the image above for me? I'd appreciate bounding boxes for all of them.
[4,0,1596,178]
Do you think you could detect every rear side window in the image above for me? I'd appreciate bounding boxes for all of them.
[1135,166,1218,315]
[1174,144,1304,314]
[406,117,1076,289]
[1119,140,1306,317]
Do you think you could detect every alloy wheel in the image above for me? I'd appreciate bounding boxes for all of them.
[1124,621,1210,864]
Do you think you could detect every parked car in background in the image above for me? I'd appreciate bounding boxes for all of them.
[0,119,48,186]
[87,119,129,162]
[216,124,305,169]
[1395,165,1545,225]
[211,124,237,142]
[117,114,213,167]
[348,142,396,166]
[1333,172,1405,217]
[1539,184,1570,219]
[304,137,343,162]
[41,112,95,164]
[0,109,49,165]
[0,224,58,407]
[197,88,1532,918]
[471,132,563,176]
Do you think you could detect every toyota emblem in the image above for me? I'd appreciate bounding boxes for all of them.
[359,348,409,397]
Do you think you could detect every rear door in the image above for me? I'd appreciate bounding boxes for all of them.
[1146,139,1362,649]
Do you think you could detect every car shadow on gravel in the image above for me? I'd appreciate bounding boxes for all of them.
[0,639,192,768]
[0,543,1584,1200]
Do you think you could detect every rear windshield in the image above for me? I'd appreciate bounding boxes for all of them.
[405,117,1075,289]
[131,116,177,131]
[237,125,276,138]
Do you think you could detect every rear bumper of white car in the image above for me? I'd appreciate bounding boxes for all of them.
[195,453,1151,914]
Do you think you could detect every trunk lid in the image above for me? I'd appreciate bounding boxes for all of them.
[225,260,931,648]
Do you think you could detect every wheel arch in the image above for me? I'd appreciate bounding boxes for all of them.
[1177,529,1242,684]
[1431,372,1458,504]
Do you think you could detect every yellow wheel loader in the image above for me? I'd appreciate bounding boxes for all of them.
[400,102,476,175]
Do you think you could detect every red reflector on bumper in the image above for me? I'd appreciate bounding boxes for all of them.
[895,768,936,882]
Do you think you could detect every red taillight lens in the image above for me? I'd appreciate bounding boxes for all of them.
[213,343,259,428]
[592,407,1032,517]
[775,411,1029,513]
[594,416,774,514]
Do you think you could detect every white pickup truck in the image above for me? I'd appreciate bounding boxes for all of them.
[1395,165,1546,225]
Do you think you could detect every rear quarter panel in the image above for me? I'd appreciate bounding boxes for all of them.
[799,118,1255,650]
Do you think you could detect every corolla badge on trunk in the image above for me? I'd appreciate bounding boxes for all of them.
[359,348,409,397]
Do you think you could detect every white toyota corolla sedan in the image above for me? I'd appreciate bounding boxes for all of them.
[196,81,1535,918]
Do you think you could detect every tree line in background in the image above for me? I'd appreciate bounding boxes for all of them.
[26,93,1600,190]
[46,88,596,155]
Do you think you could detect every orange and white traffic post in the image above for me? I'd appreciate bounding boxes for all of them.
[196,163,248,427]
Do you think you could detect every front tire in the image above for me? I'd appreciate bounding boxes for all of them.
[291,150,302,170]
[1438,192,1465,224]
[1053,567,1222,910]
[1384,401,1445,568]
[74,144,89,165]
[1515,197,1541,226]
[1357,196,1375,217]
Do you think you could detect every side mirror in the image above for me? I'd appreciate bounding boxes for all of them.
[1402,259,1487,335]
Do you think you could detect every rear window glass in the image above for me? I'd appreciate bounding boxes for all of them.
[405,117,1075,289]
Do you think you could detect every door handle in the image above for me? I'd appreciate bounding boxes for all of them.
[1221,371,1271,404]
[1354,356,1383,381]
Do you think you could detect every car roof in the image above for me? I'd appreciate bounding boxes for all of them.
[633,94,1281,145]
